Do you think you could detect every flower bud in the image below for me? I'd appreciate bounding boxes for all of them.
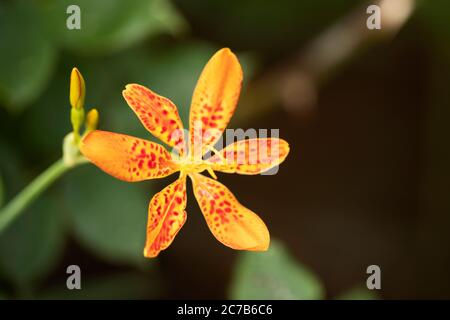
[70,67,85,110]
[86,108,99,132]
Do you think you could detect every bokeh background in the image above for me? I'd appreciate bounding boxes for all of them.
[0,0,449,299]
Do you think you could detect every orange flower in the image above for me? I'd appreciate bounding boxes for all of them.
[80,48,290,258]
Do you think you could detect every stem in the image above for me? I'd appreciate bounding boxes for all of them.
[0,157,86,233]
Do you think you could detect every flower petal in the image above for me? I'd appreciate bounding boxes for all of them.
[189,48,243,156]
[206,138,290,175]
[80,130,178,182]
[144,176,187,258]
[191,173,269,251]
[123,84,185,154]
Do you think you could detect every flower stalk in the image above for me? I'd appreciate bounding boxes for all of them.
[0,156,86,233]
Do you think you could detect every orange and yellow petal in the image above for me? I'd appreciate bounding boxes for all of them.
[189,48,243,156]
[123,84,186,154]
[80,130,178,182]
[144,176,187,258]
[207,138,290,175]
[190,173,269,251]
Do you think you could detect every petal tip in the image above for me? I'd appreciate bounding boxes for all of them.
[123,83,143,93]
[248,231,270,252]
[219,47,232,54]
[281,138,290,154]
[143,247,158,258]
[215,47,238,60]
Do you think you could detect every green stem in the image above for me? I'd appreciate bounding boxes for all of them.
[0,157,86,233]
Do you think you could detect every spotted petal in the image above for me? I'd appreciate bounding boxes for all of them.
[189,48,243,157]
[191,173,269,251]
[80,130,178,182]
[207,138,290,175]
[144,176,187,258]
[123,84,185,154]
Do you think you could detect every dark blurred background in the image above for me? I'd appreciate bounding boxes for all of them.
[1,0,450,299]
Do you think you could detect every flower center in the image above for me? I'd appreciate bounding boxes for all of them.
[177,159,208,174]
[172,146,222,179]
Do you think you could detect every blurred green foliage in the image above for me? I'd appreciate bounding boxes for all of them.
[417,0,450,58]
[0,0,185,113]
[39,272,160,300]
[230,240,324,299]
[0,142,26,203]
[0,1,56,112]
[0,194,65,289]
[64,166,149,265]
[336,286,378,300]
[0,173,3,208]
[230,241,379,300]
[42,0,186,55]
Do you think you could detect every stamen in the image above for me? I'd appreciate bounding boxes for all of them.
[206,167,217,180]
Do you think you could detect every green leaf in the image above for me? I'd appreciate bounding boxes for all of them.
[21,69,73,157]
[0,141,26,205]
[336,285,379,300]
[0,173,3,208]
[43,0,186,55]
[417,0,450,57]
[64,165,153,265]
[39,271,160,300]
[229,239,324,299]
[0,1,56,112]
[0,195,65,288]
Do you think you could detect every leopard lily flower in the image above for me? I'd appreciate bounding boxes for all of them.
[80,48,290,258]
